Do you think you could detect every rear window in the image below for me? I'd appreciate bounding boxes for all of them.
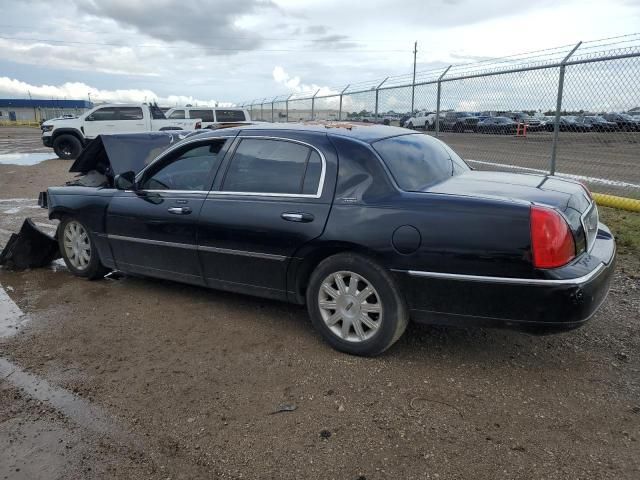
[190,109,214,122]
[215,109,246,122]
[372,134,469,191]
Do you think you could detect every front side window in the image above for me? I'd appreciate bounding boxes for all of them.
[118,107,143,120]
[222,138,321,195]
[168,110,185,119]
[140,140,225,191]
[372,134,468,191]
[190,109,214,122]
[88,107,118,121]
[215,110,246,122]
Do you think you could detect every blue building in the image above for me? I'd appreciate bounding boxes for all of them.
[0,99,93,122]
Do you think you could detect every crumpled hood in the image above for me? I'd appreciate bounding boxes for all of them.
[42,117,77,125]
[69,131,208,177]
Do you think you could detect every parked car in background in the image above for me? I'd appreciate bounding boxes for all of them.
[440,112,480,132]
[404,111,436,130]
[165,107,251,128]
[41,103,202,159]
[602,113,640,131]
[575,116,619,132]
[40,123,615,356]
[544,116,588,132]
[503,112,543,131]
[476,116,518,134]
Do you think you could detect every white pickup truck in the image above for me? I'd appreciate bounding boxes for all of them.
[41,103,202,159]
[404,111,438,130]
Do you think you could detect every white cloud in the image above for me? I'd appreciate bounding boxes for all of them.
[0,77,234,107]
[272,66,337,97]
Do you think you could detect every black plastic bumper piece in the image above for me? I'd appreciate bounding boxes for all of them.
[0,219,60,270]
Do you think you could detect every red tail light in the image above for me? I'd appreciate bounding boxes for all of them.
[530,205,576,269]
[195,121,202,129]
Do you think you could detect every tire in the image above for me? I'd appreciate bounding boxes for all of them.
[306,253,409,356]
[53,134,83,160]
[406,121,413,129]
[58,217,109,280]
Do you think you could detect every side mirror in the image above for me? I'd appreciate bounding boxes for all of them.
[85,115,94,121]
[114,171,136,190]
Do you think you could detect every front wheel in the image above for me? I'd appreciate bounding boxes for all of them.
[306,253,409,356]
[58,217,109,279]
[406,121,413,129]
[53,134,82,160]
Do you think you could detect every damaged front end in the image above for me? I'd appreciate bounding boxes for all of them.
[3,131,205,271]
[0,219,60,270]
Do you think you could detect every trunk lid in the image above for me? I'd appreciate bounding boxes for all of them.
[426,170,596,252]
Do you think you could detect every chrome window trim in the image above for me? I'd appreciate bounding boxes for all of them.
[133,134,327,200]
[217,136,327,199]
[406,262,605,286]
[107,234,285,261]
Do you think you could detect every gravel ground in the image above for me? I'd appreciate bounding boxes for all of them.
[0,127,639,479]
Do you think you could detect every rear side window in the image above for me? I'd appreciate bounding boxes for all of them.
[372,134,468,191]
[190,109,214,122]
[215,109,246,122]
[222,138,322,195]
[168,110,185,119]
[119,107,143,120]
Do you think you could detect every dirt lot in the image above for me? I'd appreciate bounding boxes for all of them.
[1,127,639,479]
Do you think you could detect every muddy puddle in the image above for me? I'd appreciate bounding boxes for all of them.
[0,153,56,166]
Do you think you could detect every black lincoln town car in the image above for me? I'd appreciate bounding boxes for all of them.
[39,124,615,356]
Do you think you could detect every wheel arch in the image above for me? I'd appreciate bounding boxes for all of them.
[289,241,384,304]
[51,128,85,143]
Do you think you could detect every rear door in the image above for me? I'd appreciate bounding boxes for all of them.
[189,109,215,128]
[114,107,146,133]
[197,132,337,299]
[106,137,230,284]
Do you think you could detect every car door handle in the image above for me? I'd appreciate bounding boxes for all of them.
[168,207,192,215]
[281,212,314,223]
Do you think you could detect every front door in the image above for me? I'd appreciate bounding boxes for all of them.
[83,106,119,138]
[106,138,229,284]
[197,134,336,300]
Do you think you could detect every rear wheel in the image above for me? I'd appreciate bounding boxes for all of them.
[53,134,82,160]
[58,217,109,279]
[306,253,408,356]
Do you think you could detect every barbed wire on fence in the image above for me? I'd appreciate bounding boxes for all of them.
[239,35,640,204]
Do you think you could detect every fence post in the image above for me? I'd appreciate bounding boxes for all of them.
[285,94,293,123]
[338,84,350,121]
[374,77,389,122]
[271,96,278,123]
[435,65,452,137]
[550,42,582,176]
[311,89,320,120]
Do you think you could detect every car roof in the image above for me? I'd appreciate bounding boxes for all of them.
[197,122,415,143]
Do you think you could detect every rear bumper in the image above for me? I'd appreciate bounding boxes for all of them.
[398,224,616,334]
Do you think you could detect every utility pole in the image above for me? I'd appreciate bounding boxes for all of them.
[410,41,417,114]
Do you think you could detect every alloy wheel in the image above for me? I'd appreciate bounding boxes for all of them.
[63,221,91,270]
[318,270,382,342]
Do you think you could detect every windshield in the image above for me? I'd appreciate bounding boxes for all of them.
[372,134,469,191]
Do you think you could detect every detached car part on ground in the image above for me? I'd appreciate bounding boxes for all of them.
[32,124,615,356]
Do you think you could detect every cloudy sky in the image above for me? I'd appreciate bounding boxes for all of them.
[0,0,638,106]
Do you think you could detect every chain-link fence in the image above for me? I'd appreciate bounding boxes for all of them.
[239,37,640,206]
